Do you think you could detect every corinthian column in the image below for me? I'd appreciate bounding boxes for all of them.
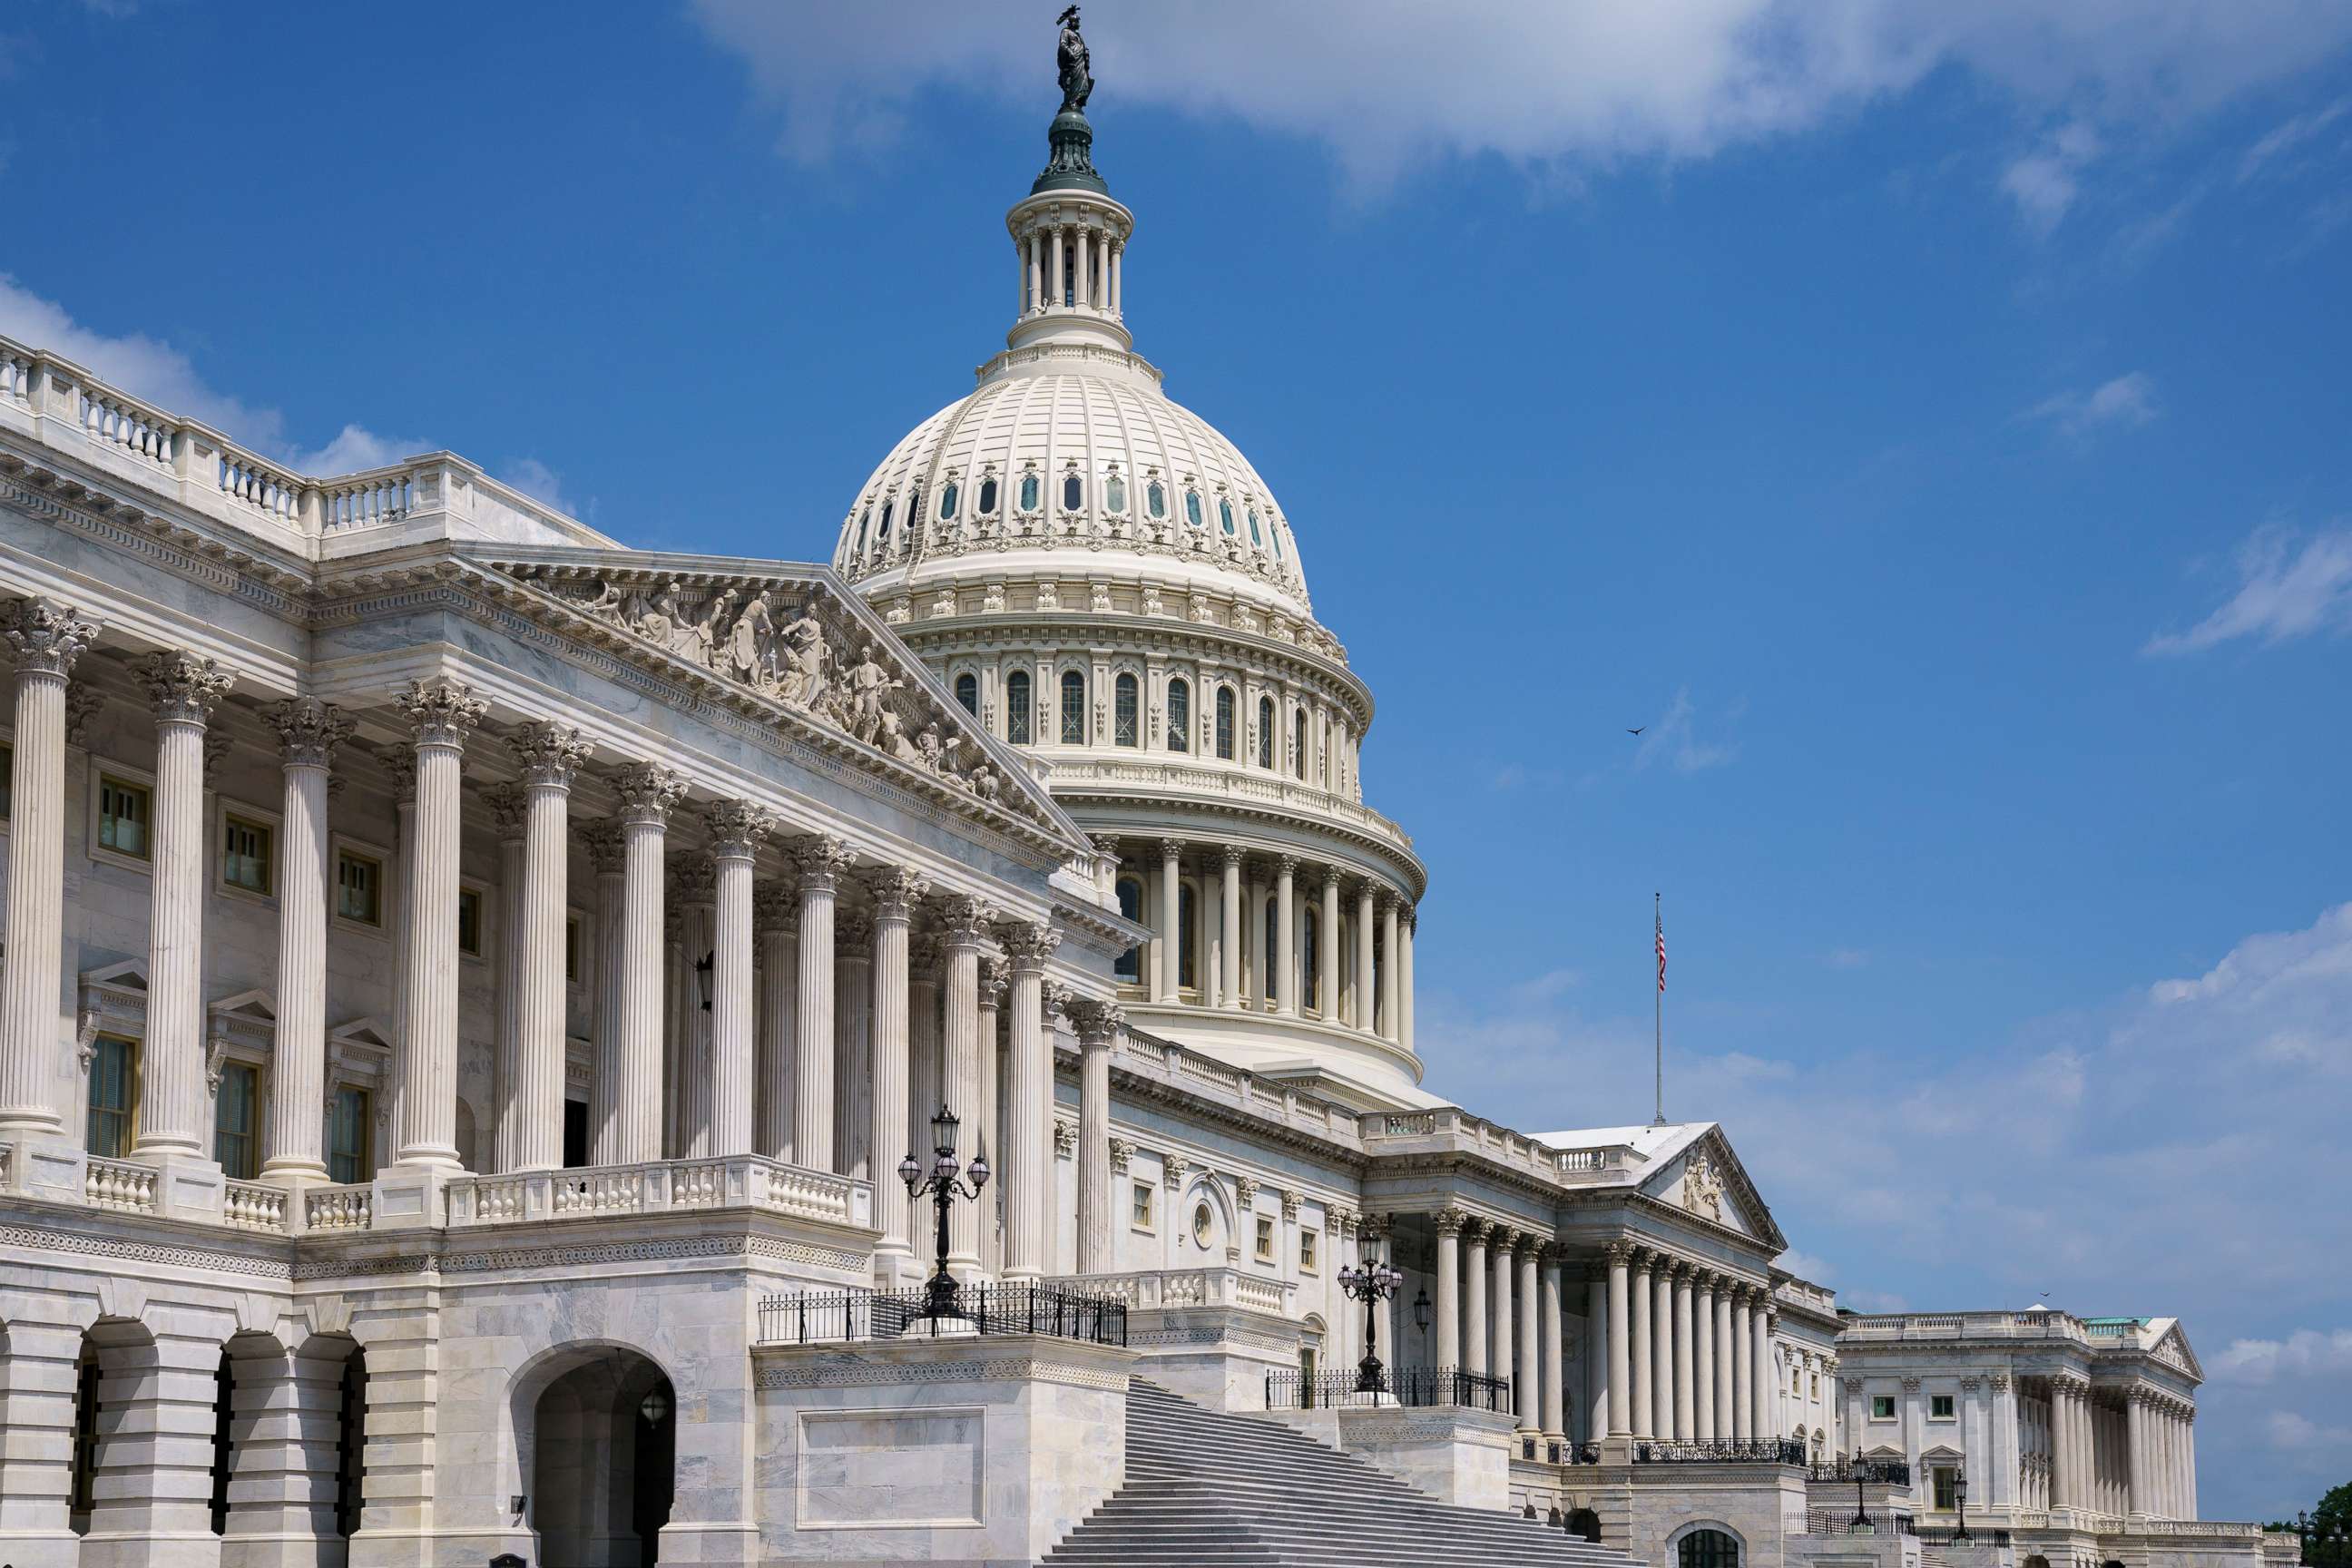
[671,852,717,1158]
[1630,1250,1655,1438]
[940,894,991,1274]
[907,934,942,1172]
[1490,1228,1515,1394]
[1274,855,1298,1015]
[392,679,485,1166]
[754,882,798,1161]
[1539,1244,1567,1445]
[1378,892,1401,1044]
[978,956,1007,1275]
[1693,1271,1717,1443]
[703,800,771,1158]
[0,602,100,1139]
[1731,1285,1755,1442]
[1603,1239,1632,1437]
[605,764,681,1165]
[1318,867,1341,1019]
[1462,1220,1489,1377]
[1436,1210,1466,1380]
[485,782,528,1171]
[1065,996,1122,1273]
[582,817,627,1159]
[1672,1260,1697,1440]
[832,907,874,1181]
[1220,846,1243,1008]
[513,723,591,1171]
[1353,881,1377,1031]
[867,867,926,1269]
[132,651,235,1159]
[1159,840,1182,999]
[789,836,852,1171]
[261,699,352,1179]
[1002,923,1060,1280]
[1400,907,1416,1054]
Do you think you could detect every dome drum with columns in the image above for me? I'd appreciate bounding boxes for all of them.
[834,61,1430,1105]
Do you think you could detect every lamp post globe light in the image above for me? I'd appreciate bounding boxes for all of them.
[1849,1455,1872,1533]
[1336,1258,1404,1394]
[898,1104,990,1322]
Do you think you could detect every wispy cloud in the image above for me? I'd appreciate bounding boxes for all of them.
[2002,121,2102,233]
[1633,687,1738,775]
[2239,97,2350,182]
[495,456,575,515]
[2143,524,2352,655]
[1823,947,1870,970]
[2026,370,2160,437]
[2213,1328,2352,1385]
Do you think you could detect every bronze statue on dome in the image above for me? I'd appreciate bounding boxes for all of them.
[1056,6,1093,113]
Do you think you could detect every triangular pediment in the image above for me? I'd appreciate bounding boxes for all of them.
[328,1016,396,1053]
[459,545,1090,852]
[1645,1125,1786,1250]
[209,989,278,1023]
[80,959,147,991]
[2149,1319,2201,1381]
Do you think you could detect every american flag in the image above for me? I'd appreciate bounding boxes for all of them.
[1656,916,1667,994]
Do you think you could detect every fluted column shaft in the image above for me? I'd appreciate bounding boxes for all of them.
[1714,1284,1737,1442]
[1694,1275,1717,1442]
[393,680,483,1166]
[755,891,798,1160]
[1400,912,1416,1054]
[1318,872,1340,1018]
[705,802,768,1159]
[487,789,528,1171]
[1603,1243,1631,1437]
[1630,1257,1655,1438]
[0,599,97,1134]
[1353,884,1377,1031]
[678,884,715,1157]
[942,897,988,1273]
[1673,1266,1696,1440]
[1732,1289,1754,1440]
[1489,1231,1514,1389]
[1379,896,1401,1043]
[514,726,587,1171]
[262,700,348,1177]
[867,873,921,1262]
[1752,1304,1774,1440]
[1516,1241,1541,1436]
[2127,1390,2147,1517]
[1653,1261,1676,1440]
[1220,849,1243,1008]
[978,964,1004,1275]
[1463,1225,1489,1377]
[791,839,848,1171]
[1159,841,1182,999]
[1437,1217,1465,1383]
[1003,928,1057,1279]
[585,823,627,1163]
[136,653,231,1156]
[1539,1250,1566,1442]
[1072,1000,1120,1273]
[606,766,679,1165]
[1588,1270,1611,1444]
[1274,858,1298,1015]
[908,949,942,1171]
[833,915,873,1181]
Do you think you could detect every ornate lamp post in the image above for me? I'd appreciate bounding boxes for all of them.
[1953,1471,1972,1544]
[897,1105,989,1322]
[1336,1258,1403,1394]
[1850,1453,1873,1533]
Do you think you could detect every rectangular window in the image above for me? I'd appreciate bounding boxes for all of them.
[1933,1467,1959,1511]
[1871,1395,1896,1420]
[1113,676,1139,747]
[337,850,382,926]
[213,1061,259,1179]
[1793,1367,1803,1395]
[1132,1182,1154,1230]
[220,813,274,896]
[98,775,152,859]
[566,915,583,983]
[328,1085,371,1184]
[1254,1215,1274,1262]
[457,887,484,956]
[1299,1230,1318,1270]
[1,740,13,819]
[1810,1372,1820,1398]
[1215,688,1235,760]
[86,1034,136,1157]
[1931,1393,1955,1419]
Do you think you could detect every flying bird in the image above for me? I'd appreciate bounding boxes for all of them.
[1626,727,1646,736]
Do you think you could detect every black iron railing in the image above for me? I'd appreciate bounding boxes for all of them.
[1807,1509,1916,1537]
[1808,1457,1912,1485]
[1916,1527,2010,1548]
[755,1284,1127,1348]
[1266,1365,1514,1415]
[1634,1436,1808,1465]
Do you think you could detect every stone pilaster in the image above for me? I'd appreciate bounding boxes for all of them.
[0,599,100,1140]
[0,1313,87,1563]
[221,1336,349,1568]
[702,799,771,1158]
[789,836,851,1172]
[132,651,236,1164]
[605,763,681,1165]
[1001,922,1059,1280]
[261,698,351,1180]
[390,678,485,1170]
[81,1316,227,1568]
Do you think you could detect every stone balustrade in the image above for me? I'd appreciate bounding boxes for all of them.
[1357,1106,1639,1185]
[1838,1309,2098,1346]
[222,1179,289,1232]
[1052,1266,1295,1315]
[446,1154,873,1232]
[84,1155,159,1214]
[304,1183,374,1232]
[1048,755,1415,854]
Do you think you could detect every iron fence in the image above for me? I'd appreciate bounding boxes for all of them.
[1634,1436,1808,1465]
[1807,1510,1917,1537]
[1809,1457,1914,1485]
[755,1284,1127,1348]
[1265,1365,1514,1415]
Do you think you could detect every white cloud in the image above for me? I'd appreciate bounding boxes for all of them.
[2143,524,2352,655]
[495,456,575,515]
[691,1,2352,191]
[1775,1249,1837,1285]
[2239,96,2350,181]
[2026,370,2160,436]
[2002,121,2102,232]
[2266,1410,2352,1449]
[2213,1328,2352,1385]
[1633,688,1738,775]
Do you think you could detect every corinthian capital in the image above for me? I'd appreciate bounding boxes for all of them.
[580,818,628,874]
[397,677,485,749]
[3,596,101,679]
[789,833,855,892]
[613,761,686,826]
[936,892,993,946]
[1062,995,1123,1044]
[753,879,799,936]
[1003,920,1062,970]
[702,799,776,859]
[267,697,354,769]
[867,865,930,920]
[136,651,235,726]
[513,720,593,789]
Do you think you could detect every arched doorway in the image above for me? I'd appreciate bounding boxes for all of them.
[526,1349,675,1568]
[1566,1507,1603,1543]
[1678,1526,1742,1568]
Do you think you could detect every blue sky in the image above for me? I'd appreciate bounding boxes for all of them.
[5,0,2348,1523]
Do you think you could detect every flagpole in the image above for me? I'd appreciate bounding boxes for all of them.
[1653,892,1665,1126]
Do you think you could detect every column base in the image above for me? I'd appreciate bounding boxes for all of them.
[1,1133,86,1200]
[79,1528,226,1568]
[368,1163,453,1231]
[870,1247,926,1291]
[0,1526,83,1568]
[1600,1435,1637,1464]
[220,1529,348,1568]
[131,1149,228,1221]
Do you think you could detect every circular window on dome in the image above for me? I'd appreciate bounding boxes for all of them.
[1063,472,1083,512]
[1191,1201,1214,1248]
[1019,472,1041,512]
[1148,480,1167,519]
[1219,498,1237,536]
[1184,489,1204,528]
[938,482,958,520]
[1104,473,1127,514]
[978,476,998,514]
[1247,507,1263,546]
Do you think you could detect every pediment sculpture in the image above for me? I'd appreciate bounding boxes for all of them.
[1681,1150,1725,1222]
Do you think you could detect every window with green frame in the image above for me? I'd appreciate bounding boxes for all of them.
[86,1034,136,1157]
[213,1061,260,1179]
[98,774,152,859]
[336,850,382,926]
[220,813,273,896]
[328,1085,371,1183]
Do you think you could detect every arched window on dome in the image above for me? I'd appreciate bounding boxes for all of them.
[1113,673,1139,748]
[954,672,977,717]
[1060,670,1086,744]
[1256,695,1275,769]
[1005,670,1032,743]
[1148,480,1167,519]
[1063,472,1083,512]
[1178,880,1198,990]
[1269,520,1284,561]
[1215,687,1236,760]
[1114,877,1144,982]
[1302,906,1320,1013]
[855,507,870,559]
[1166,678,1191,753]
[1104,473,1127,514]
[978,475,998,514]
[1219,498,1237,536]
[1019,472,1040,512]
[1185,489,1204,528]
[906,490,922,542]
[939,483,958,521]
[877,499,895,542]
[1248,507,1264,547]
[1293,709,1308,779]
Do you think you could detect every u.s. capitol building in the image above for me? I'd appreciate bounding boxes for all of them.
[0,18,2292,1568]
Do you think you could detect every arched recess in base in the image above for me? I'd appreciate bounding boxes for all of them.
[1565,1507,1603,1543]
[1667,1520,1746,1568]
[516,1345,677,1568]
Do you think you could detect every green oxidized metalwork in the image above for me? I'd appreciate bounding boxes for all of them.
[1033,5,1109,195]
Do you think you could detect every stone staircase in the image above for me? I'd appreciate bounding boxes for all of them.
[1040,1377,1641,1566]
